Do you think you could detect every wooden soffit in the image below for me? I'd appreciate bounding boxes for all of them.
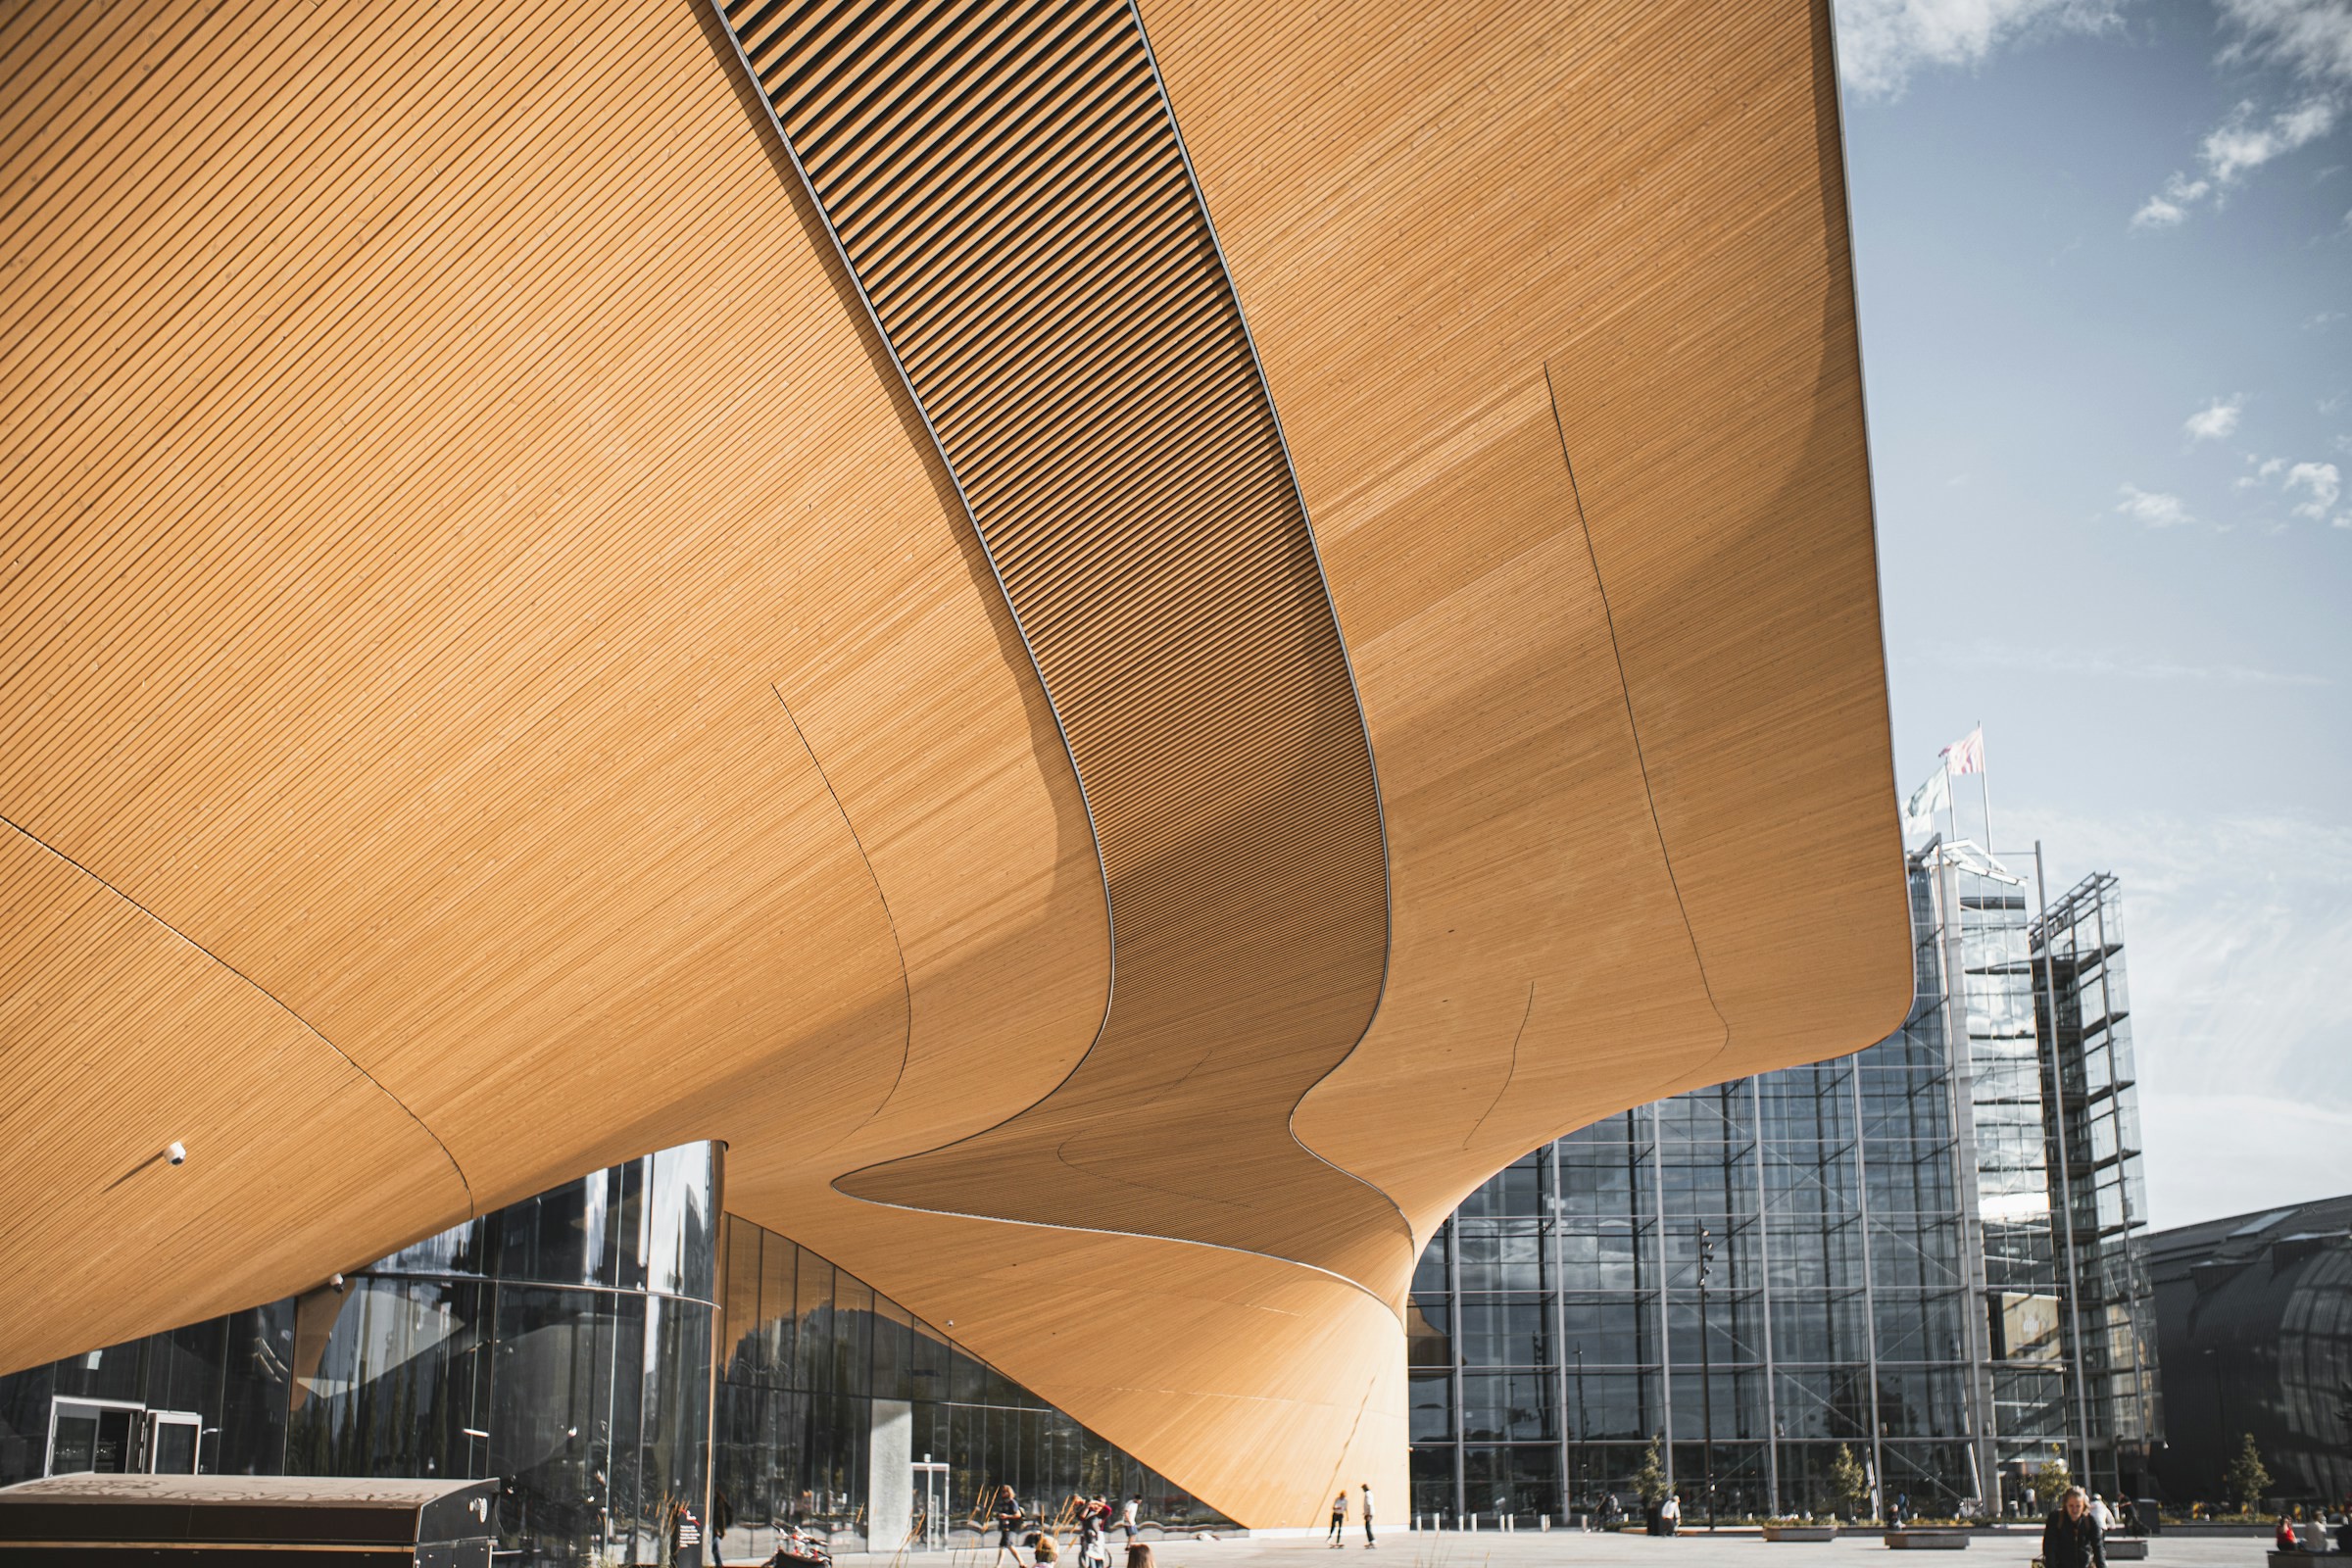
[0,0,1910,1525]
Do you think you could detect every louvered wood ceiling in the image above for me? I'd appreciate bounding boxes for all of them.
[711,0,1401,1281]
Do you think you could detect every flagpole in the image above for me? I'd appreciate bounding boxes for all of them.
[1977,719,1993,855]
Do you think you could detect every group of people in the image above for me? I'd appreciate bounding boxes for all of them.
[2275,1512,2352,1553]
[1324,1484,1378,1547]
[991,1486,1145,1568]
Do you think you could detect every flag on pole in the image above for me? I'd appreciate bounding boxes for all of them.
[1903,768,1948,837]
[1941,726,1984,776]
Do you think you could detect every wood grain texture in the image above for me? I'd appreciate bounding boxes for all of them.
[0,0,1907,1527]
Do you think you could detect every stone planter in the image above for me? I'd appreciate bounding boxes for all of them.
[1765,1527,1840,1542]
[2106,1541,2149,1560]
[1885,1531,1972,1549]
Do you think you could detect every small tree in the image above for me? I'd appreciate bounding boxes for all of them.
[1634,1435,1668,1506]
[2030,1455,2073,1513]
[1828,1444,1871,1522]
[2223,1433,2272,1517]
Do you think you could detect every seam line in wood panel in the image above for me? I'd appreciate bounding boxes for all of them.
[1543,362,1734,1088]
[0,810,476,1220]
[770,683,912,1125]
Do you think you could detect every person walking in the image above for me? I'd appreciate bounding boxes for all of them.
[1121,1495,1141,1548]
[1328,1492,1348,1547]
[1360,1484,1376,1547]
[991,1487,1026,1568]
[2044,1488,2108,1568]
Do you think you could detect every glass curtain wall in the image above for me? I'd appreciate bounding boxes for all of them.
[1926,841,2072,1506]
[2032,871,2161,1497]
[1,1160,1228,1562]
[0,1304,295,1486]
[711,1215,1226,1562]
[1407,846,2109,1526]
[283,1142,721,1567]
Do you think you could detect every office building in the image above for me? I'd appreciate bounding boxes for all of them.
[1405,842,2161,1521]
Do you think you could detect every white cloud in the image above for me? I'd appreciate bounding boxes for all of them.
[1836,0,2129,98]
[2308,309,2348,327]
[2135,2,2352,226]
[2114,482,2195,525]
[2284,459,2343,515]
[2205,96,2339,178]
[2140,99,2342,223]
[2184,395,2244,441]
[2217,0,2352,85]
[2013,805,2352,1228]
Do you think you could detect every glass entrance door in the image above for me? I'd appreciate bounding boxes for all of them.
[912,1462,950,1550]
[145,1410,202,1474]
[46,1398,144,1476]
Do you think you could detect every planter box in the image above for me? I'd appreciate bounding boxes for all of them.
[1885,1532,1972,1549]
[2106,1541,2149,1560]
[1766,1527,1840,1542]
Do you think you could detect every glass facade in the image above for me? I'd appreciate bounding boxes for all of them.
[283,1142,721,1565]
[710,1215,1225,1563]
[1,1145,1221,1563]
[2031,871,2161,1495]
[1406,844,2161,1524]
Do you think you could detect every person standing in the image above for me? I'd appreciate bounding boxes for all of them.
[1360,1484,1376,1547]
[1328,1492,1348,1547]
[2044,1488,2108,1568]
[1122,1495,1141,1549]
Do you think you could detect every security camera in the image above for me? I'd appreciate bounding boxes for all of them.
[329,1273,347,1294]
[167,1142,187,1166]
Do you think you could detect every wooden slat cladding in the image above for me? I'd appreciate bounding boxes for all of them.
[713,0,1400,1281]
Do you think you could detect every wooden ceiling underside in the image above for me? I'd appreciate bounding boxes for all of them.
[0,0,1912,1525]
[718,0,1400,1283]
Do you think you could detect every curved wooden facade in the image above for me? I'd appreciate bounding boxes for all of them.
[0,0,1911,1523]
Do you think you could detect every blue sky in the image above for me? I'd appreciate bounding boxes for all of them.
[1835,0,2352,1229]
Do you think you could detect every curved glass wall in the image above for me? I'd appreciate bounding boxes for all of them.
[284,1143,719,1566]
[712,1215,1228,1562]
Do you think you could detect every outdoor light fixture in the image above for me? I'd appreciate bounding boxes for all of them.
[167,1142,186,1166]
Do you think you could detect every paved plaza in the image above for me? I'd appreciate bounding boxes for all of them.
[817,1533,2268,1568]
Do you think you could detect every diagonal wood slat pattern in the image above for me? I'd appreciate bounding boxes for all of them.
[714,0,1402,1281]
